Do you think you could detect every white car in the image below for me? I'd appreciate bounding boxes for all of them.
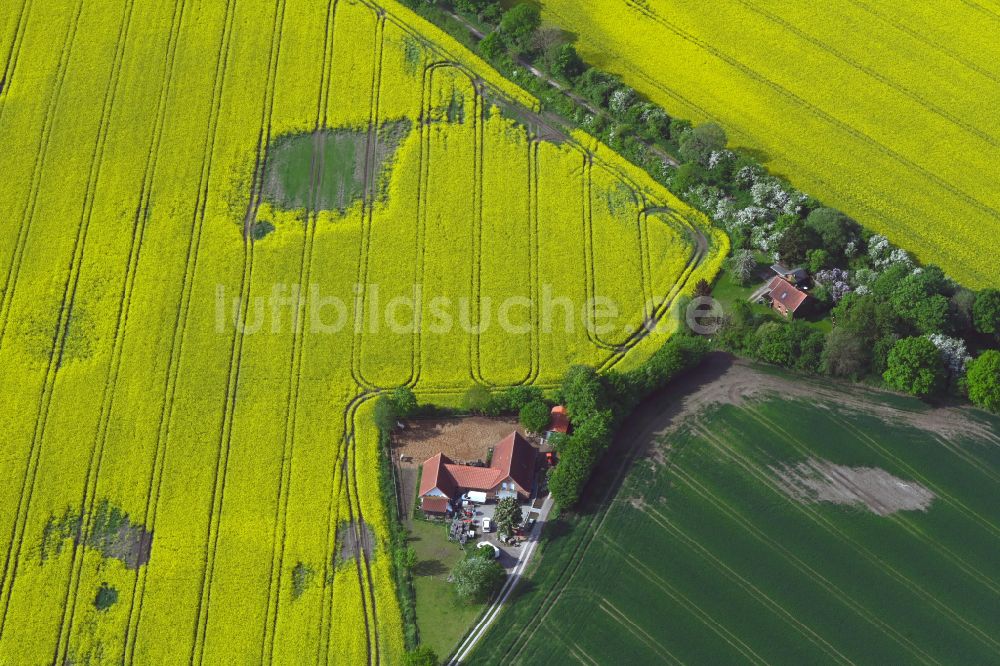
[482,517,492,533]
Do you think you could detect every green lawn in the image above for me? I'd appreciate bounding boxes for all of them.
[468,366,1000,664]
[408,519,484,659]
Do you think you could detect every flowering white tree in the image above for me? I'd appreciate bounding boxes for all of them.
[927,334,971,377]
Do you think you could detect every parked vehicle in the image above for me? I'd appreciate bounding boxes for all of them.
[482,517,492,532]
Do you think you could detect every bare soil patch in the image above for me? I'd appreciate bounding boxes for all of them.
[643,353,999,447]
[393,416,524,466]
[338,519,375,563]
[770,458,936,516]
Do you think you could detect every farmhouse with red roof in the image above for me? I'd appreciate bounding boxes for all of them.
[766,276,809,318]
[418,431,536,514]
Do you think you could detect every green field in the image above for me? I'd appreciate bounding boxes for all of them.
[469,358,1000,664]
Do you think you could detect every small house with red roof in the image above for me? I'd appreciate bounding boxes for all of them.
[766,276,809,318]
[418,431,536,514]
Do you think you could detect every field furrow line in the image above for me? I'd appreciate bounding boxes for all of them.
[622,0,1000,226]
[0,0,31,103]
[0,0,133,637]
[664,465,941,664]
[468,79,487,386]
[845,0,1000,86]
[121,0,241,659]
[190,248,256,664]
[735,0,1000,148]
[261,3,335,663]
[832,413,1000,537]
[351,8,390,392]
[751,409,1000,591]
[598,598,684,665]
[638,504,855,665]
[527,139,540,385]
[0,0,83,352]
[695,422,1000,653]
[51,0,191,660]
[189,0,289,658]
[599,535,771,665]
[929,433,1000,486]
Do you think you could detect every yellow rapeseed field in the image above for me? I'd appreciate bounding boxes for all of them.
[539,0,1000,288]
[0,0,723,663]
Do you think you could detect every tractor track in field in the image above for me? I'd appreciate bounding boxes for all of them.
[351,7,394,393]
[51,0,191,660]
[263,1,334,662]
[638,503,855,665]
[695,420,1000,654]
[467,74,538,388]
[844,0,1000,87]
[122,0,240,659]
[831,414,1000,542]
[581,158,657,351]
[621,0,1000,226]
[0,0,83,352]
[599,536,771,665]
[777,413,1000,595]
[0,0,133,639]
[190,0,288,661]
[0,0,31,104]
[657,467,940,664]
[734,0,1000,149]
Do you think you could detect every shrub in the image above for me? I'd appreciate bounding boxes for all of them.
[883,337,947,397]
[452,556,505,603]
[519,399,550,433]
[966,350,1000,413]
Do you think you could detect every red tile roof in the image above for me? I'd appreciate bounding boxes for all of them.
[490,431,536,495]
[417,431,538,499]
[418,453,458,498]
[445,464,503,490]
[767,276,809,313]
[548,405,570,434]
[420,497,450,514]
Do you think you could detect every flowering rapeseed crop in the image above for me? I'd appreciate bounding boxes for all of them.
[539,0,1000,288]
[0,0,722,662]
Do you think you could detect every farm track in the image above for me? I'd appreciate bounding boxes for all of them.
[0,0,132,638]
[190,0,288,661]
[51,0,191,660]
[694,422,1000,653]
[0,0,83,351]
[657,466,941,664]
[621,0,1000,226]
[930,433,1000,486]
[734,0,1000,148]
[264,1,333,662]
[492,389,664,662]
[122,0,240,659]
